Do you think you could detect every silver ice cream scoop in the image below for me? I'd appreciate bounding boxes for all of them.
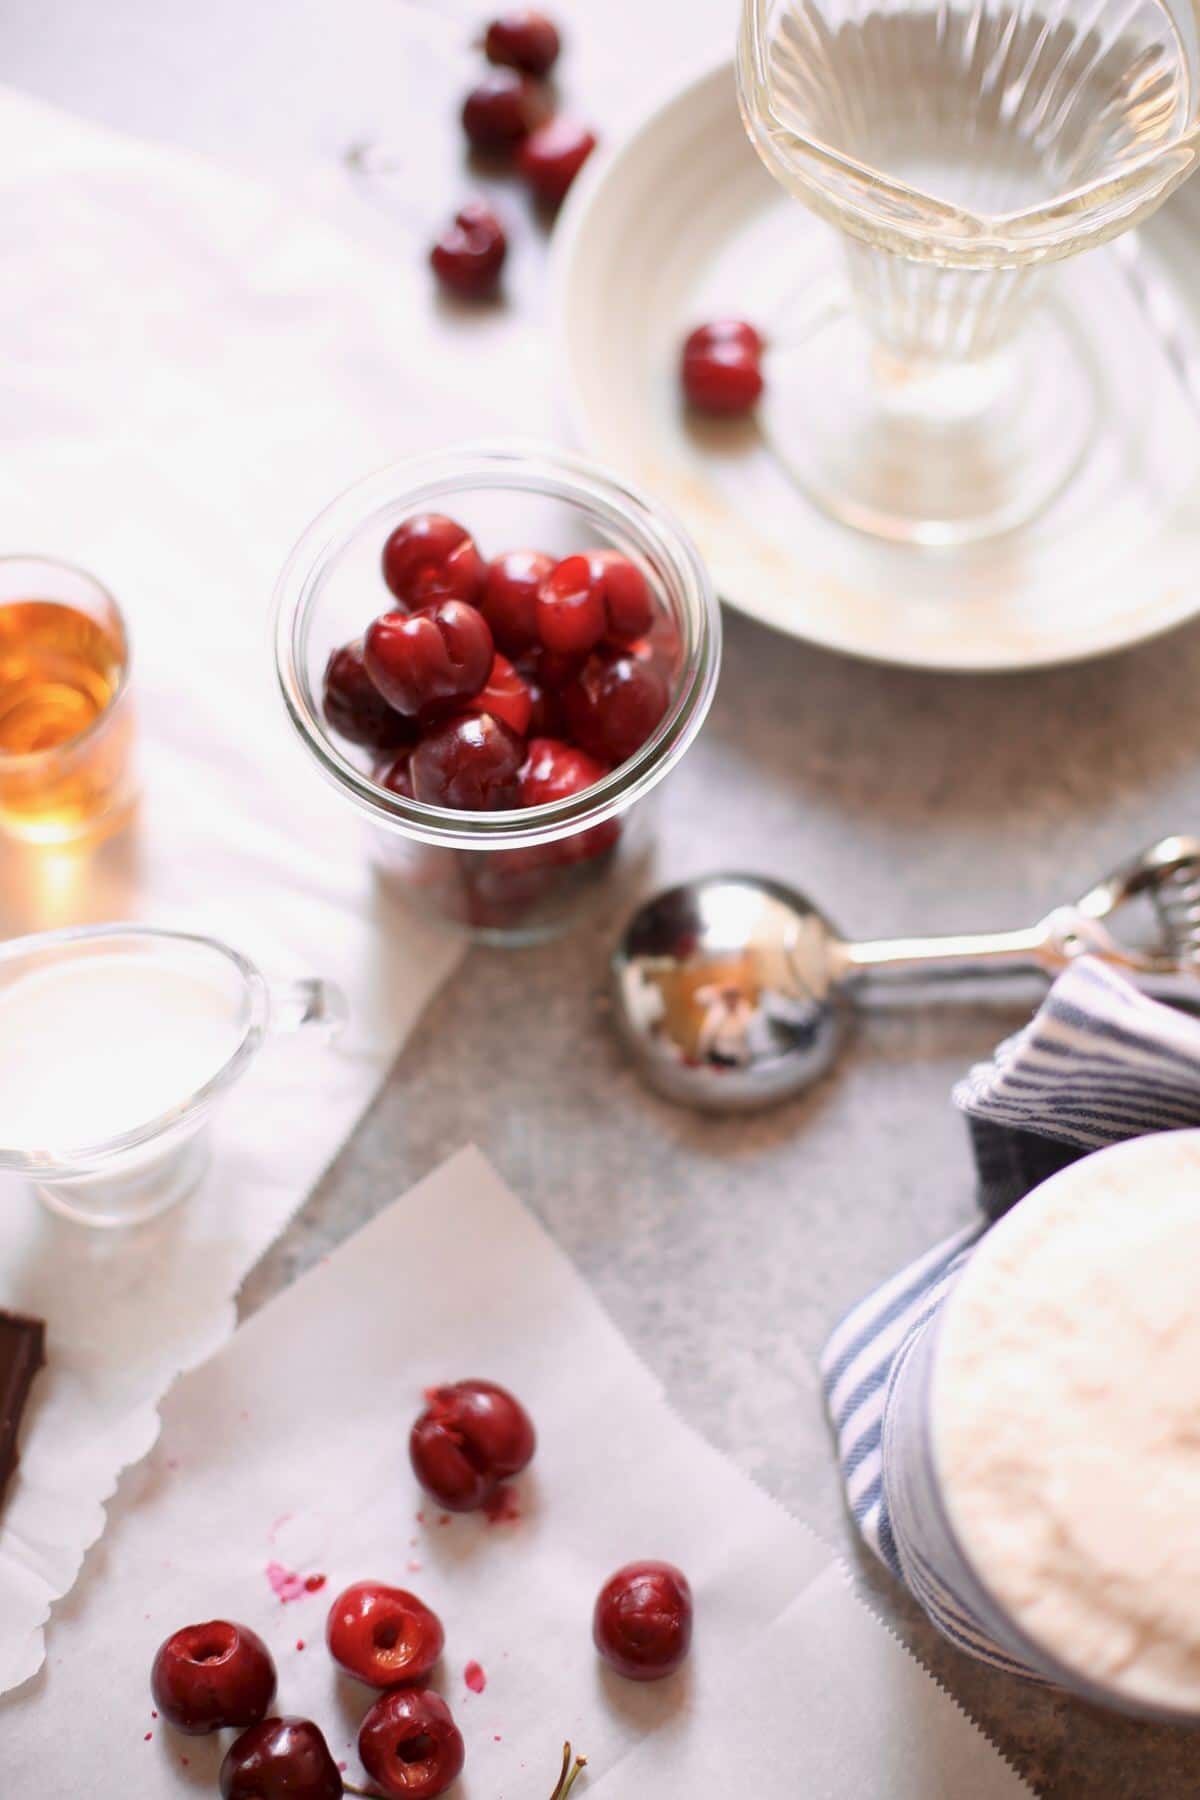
[611,836,1200,1111]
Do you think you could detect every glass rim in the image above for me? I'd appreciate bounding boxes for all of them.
[737,5,1200,254]
[273,440,722,852]
[0,553,133,772]
[0,924,270,1175]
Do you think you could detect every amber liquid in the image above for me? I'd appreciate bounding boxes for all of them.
[0,600,132,842]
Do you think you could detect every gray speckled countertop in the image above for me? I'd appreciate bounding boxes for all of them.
[13,1,1200,1790]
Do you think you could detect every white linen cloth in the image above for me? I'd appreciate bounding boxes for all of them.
[0,1149,1031,1797]
[0,86,494,1691]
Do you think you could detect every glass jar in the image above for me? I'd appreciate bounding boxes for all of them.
[274,445,722,945]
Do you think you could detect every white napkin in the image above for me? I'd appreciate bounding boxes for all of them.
[0,1148,1030,1797]
[0,87,496,1690]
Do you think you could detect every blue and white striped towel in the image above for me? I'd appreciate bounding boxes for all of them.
[820,955,1200,1677]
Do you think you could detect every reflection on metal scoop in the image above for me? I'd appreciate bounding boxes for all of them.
[611,836,1200,1111]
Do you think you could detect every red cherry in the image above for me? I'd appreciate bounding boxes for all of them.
[323,640,415,751]
[460,652,533,737]
[515,645,581,735]
[409,1378,536,1512]
[517,118,596,205]
[536,554,607,655]
[519,736,610,807]
[520,644,585,689]
[593,1561,693,1682]
[364,602,493,717]
[381,514,485,610]
[430,203,507,299]
[151,1620,276,1736]
[220,1718,343,1800]
[326,1582,444,1689]
[358,1689,465,1800]
[589,551,655,646]
[482,549,554,653]
[484,10,561,76]
[686,318,762,358]
[563,651,670,765]
[681,320,765,416]
[462,70,551,154]
[520,737,619,861]
[377,752,415,799]
[522,672,561,738]
[410,714,524,811]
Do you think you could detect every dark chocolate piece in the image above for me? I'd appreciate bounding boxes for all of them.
[0,1310,45,1511]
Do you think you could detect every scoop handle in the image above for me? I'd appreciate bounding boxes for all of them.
[834,907,1128,990]
[267,978,348,1040]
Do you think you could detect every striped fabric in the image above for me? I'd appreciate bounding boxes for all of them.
[954,955,1200,1149]
[820,955,1200,1677]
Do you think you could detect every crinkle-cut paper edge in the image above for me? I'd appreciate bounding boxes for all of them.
[818,1547,1039,1796]
[1,1294,238,1696]
[564,1231,1039,1800]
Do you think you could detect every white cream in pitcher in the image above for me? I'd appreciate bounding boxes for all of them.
[0,948,243,1151]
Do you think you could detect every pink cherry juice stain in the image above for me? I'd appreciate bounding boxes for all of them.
[484,1484,520,1524]
[265,1561,327,1603]
[464,1660,487,1694]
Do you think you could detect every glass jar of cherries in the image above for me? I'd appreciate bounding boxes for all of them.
[274,446,721,944]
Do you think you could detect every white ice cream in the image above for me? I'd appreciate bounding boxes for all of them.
[0,948,245,1151]
[933,1131,1200,1713]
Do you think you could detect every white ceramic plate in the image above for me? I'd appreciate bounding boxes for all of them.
[553,57,1200,671]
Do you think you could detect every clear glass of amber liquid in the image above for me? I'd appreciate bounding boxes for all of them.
[0,557,135,844]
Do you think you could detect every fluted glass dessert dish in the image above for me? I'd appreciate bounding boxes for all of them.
[738,0,1200,544]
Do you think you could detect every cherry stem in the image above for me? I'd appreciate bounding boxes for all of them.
[550,1740,588,1800]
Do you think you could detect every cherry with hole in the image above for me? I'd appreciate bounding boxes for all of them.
[326,1582,444,1689]
[151,1620,277,1735]
[358,1687,465,1800]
